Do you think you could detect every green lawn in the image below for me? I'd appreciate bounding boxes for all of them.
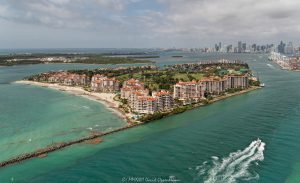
[173,73,203,81]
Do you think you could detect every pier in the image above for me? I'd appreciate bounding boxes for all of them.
[0,124,138,168]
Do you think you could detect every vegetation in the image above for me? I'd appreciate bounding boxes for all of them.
[28,62,251,94]
[72,55,153,64]
[226,87,244,93]
[249,79,261,86]
[140,103,205,123]
[24,61,259,124]
[0,54,154,66]
[0,60,42,66]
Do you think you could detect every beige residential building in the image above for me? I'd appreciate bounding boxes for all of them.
[133,96,158,114]
[201,74,249,94]
[121,78,147,100]
[173,74,250,103]
[48,72,88,86]
[226,74,249,89]
[152,90,174,111]
[121,79,175,114]
[201,76,228,94]
[91,74,120,92]
[129,90,149,106]
[173,80,205,104]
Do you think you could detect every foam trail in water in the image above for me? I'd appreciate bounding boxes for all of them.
[196,139,265,183]
[267,64,275,69]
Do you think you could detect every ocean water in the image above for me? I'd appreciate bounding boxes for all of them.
[0,52,300,183]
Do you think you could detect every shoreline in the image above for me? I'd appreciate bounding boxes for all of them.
[140,86,261,122]
[0,80,262,168]
[14,80,132,123]
[14,80,261,123]
[209,86,261,104]
[1,60,154,67]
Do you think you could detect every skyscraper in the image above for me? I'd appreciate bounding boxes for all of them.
[278,41,286,54]
[215,44,219,52]
[227,45,233,53]
[242,43,247,52]
[285,42,294,54]
[238,41,242,53]
[252,44,257,52]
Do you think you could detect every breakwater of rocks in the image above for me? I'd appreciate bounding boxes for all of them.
[0,124,138,168]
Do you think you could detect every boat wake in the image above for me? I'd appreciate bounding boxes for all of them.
[82,105,90,109]
[195,139,265,183]
[266,64,275,69]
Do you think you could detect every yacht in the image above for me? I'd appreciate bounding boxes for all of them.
[260,83,265,87]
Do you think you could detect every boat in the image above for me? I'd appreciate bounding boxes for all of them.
[260,83,265,87]
[256,138,262,146]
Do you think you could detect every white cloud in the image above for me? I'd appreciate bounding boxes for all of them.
[1,0,300,47]
[154,0,300,45]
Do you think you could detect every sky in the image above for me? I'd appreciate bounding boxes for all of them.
[0,0,300,48]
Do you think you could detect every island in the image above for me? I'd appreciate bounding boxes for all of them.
[0,53,154,66]
[3,59,261,168]
[20,59,260,124]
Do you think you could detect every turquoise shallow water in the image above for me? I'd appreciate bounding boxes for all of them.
[0,53,300,182]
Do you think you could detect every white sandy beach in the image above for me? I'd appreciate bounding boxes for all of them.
[14,80,132,122]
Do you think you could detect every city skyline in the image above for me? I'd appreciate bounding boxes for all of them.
[207,40,298,54]
[1,0,300,48]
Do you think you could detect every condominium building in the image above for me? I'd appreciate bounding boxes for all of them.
[133,96,158,114]
[63,74,88,86]
[173,74,249,104]
[48,72,88,86]
[91,74,120,92]
[121,79,147,100]
[152,90,174,111]
[201,74,249,94]
[123,78,144,88]
[121,79,175,114]
[226,74,249,89]
[201,76,228,94]
[173,81,205,104]
[129,90,149,106]
[48,72,68,83]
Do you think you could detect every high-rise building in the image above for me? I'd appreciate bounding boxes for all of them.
[238,41,242,53]
[285,42,294,54]
[242,43,247,52]
[255,45,259,52]
[261,45,266,52]
[226,45,233,53]
[251,44,257,52]
[215,44,219,52]
[278,41,286,54]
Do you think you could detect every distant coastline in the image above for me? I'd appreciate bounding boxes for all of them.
[0,53,154,66]
[268,52,300,71]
